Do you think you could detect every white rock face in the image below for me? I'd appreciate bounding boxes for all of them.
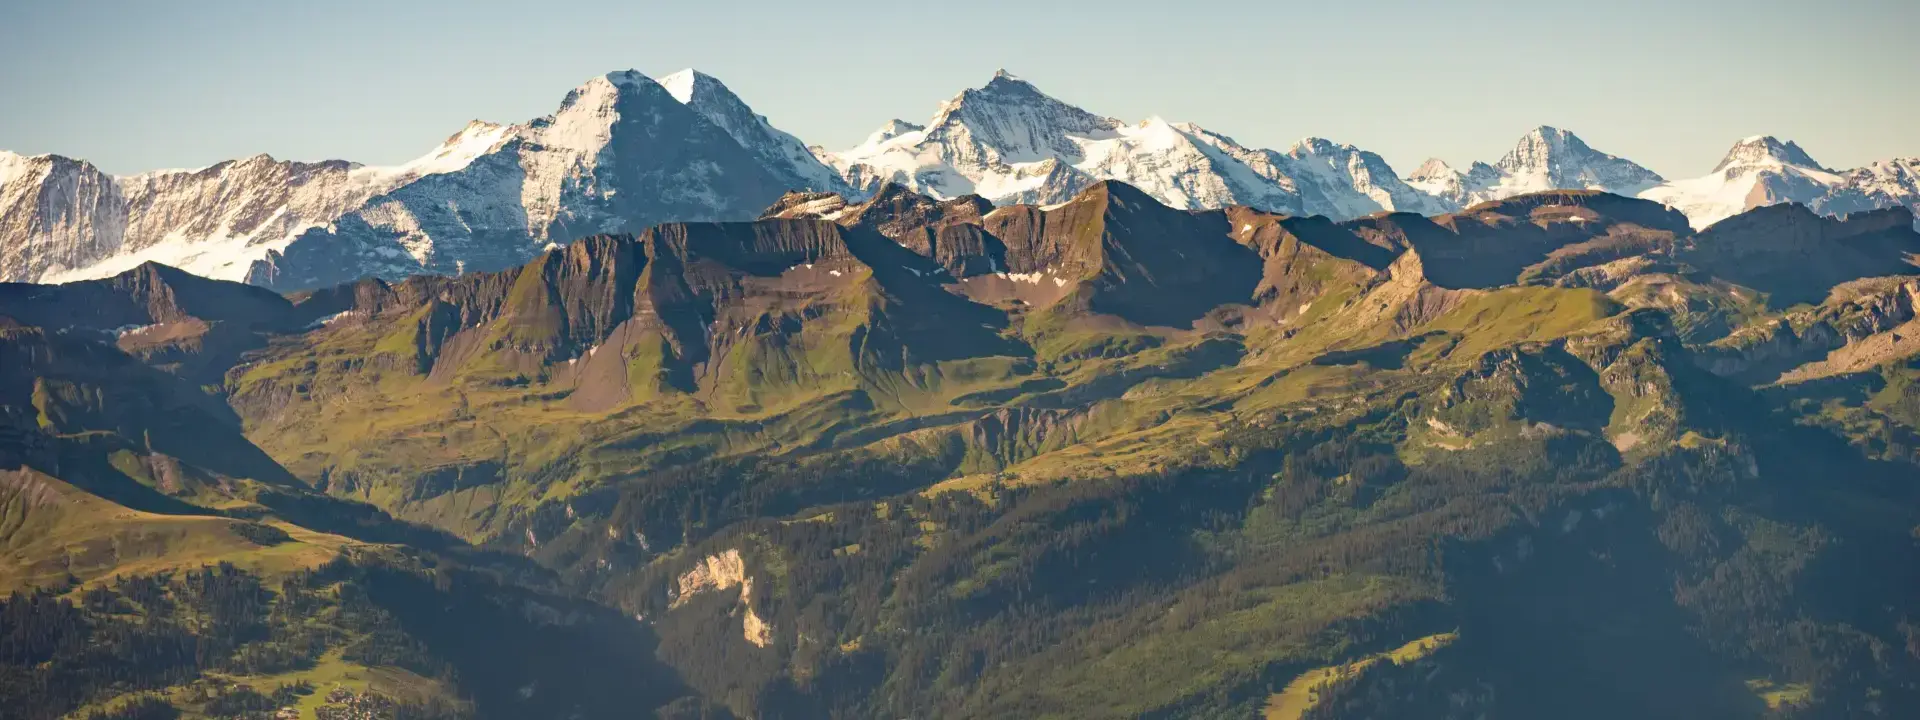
[671,549,772,648]
[739,577,772,648]
[672,548,749,606]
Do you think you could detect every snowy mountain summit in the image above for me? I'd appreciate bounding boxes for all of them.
[823,71,1443,218]
[249,69,799,289]
[1636,135,1902,229]
[1407,126,1664,208]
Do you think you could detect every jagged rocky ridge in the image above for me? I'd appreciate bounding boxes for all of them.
[7,184,1913,408]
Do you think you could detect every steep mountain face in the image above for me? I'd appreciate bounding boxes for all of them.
[656,69,852,195]
[1499,126,1667,193]
[0,152,130,283]
[0,139,482,285]
[0,70,823,290]
[1281,137,1451,217]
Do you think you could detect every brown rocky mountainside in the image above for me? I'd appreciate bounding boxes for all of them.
[1680,203,1920,307]
[9,183,1914,403]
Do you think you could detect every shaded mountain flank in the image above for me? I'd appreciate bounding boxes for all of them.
[2,184,1920,720]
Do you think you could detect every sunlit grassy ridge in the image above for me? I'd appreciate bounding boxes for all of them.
[1263,631,1458,720]
[0,469,354,593]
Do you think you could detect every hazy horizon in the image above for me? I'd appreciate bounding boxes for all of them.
[3,0,1915,178]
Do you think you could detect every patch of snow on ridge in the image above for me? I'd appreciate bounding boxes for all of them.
[307,310,359,329]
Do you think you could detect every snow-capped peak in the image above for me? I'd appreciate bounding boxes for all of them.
[1713,135,1826,172]
[925,71,1121,150]
[1500,126,1587,173]
[6,67,802,288]
[656,68,707,104]
[1287,137,1349,157]
[1408,158,1456,182]
[1401,127,1663,210]
[861,119,925,148]
[1496,125,1664,194]
[827,75,1462,218]
[1640,134,1853,230]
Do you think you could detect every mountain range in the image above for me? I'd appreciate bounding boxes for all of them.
[3,69,1916,291]
[4,171,1920,717]
[6,66,1920,720]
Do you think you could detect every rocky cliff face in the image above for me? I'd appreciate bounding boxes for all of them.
[1680,204,1919,307]
[0,152,129,282]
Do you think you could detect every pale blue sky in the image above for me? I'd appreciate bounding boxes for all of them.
[2,0,1914,178]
